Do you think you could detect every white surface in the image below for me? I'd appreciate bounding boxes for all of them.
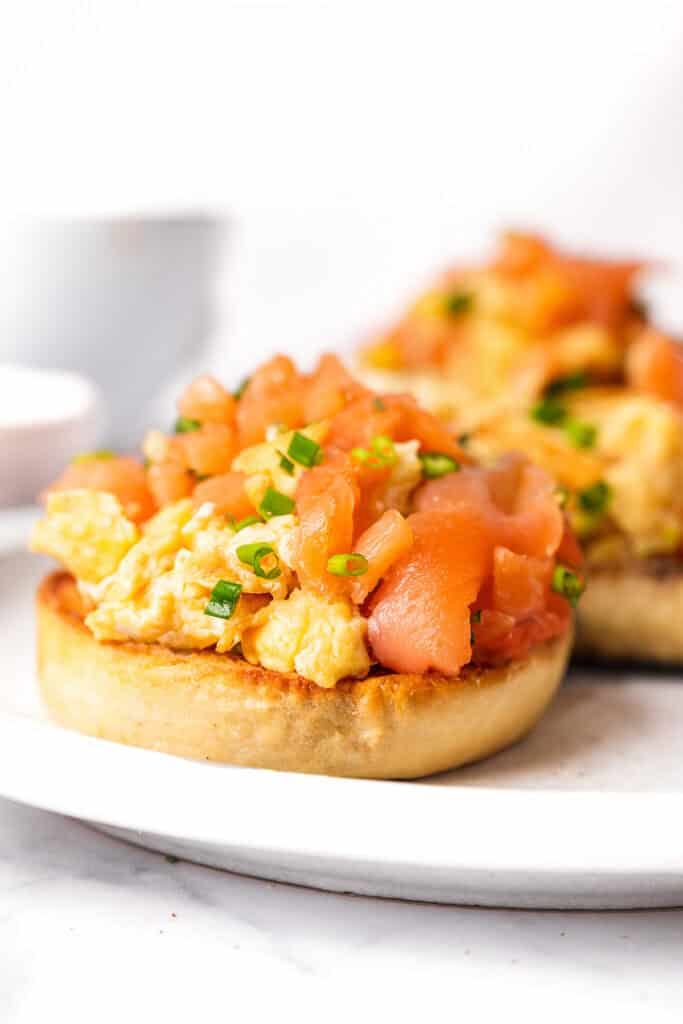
[1,801,682,1024]
[0,367,101,507]
[3,512,683,910]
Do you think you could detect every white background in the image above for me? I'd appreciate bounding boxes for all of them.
[3,0,683,377]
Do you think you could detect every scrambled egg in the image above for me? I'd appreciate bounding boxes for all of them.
[85,504,298,648]
[232,421,329,506]
[241,588,370,689]
[30,491,139,582]
[566,391,683,557]
[31,489,375,687]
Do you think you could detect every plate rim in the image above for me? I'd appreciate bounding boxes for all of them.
[0,708,682,880]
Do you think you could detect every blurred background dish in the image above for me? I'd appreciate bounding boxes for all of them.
[0,216,225,450]
[0,364,100,507]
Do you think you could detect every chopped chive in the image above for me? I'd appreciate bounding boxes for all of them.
[236,543,281,580]
[551,565,585,607]
[287,431,322,468]
[71,449,115,463]
[544,371,588,398]
[175,416,202,434]
[555,484,571,509]
[419,451,461,479]
[565,419,597,449]
[351,436,397,469]
[373,397,386,411]
[204,579,242,619]
[351,446,373,464]
[327,553,369,577]
[371,435,397,465]
[578,480,611,515]
[279,452,295,475]
[232,514,262,532]
[457,432,471,447]
[259,487,295,519]
[444,291,473,316]
[233,377,250,400]
[530,398,567,426]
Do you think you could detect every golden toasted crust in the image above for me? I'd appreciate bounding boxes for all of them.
[576,562,683,664]
[36,572,571,779]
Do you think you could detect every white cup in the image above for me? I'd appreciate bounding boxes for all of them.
[0,216,225,450]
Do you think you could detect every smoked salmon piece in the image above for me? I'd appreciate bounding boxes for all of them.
[178,423,238,477]
[416,456,563,560]
[178,375,236,425]
[46,456,156,524]
[367,509,491,676]
[303,354,367,422]
[471,604,569,666]
[626,329,683,407]
[147,462,193,507]
[383,394,468,461]
[192,471,254,520]
[326,394,403,451]
[294,462,357,596]
[236,355,305,447]
[491,546,552,619]
[348,509,413,604]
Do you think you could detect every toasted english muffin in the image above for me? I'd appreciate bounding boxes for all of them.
[575,561,683,665]
[37,572,571,780]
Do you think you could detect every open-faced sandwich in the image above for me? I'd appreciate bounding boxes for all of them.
[359,232,683,665]
[31,354,579,778]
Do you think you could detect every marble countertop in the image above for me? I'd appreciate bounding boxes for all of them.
[1,798,681,1022]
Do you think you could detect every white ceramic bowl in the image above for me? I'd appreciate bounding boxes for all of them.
[0,217,224,450]
[0,364,101,507]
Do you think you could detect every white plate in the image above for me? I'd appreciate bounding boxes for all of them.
[2,509,683,909]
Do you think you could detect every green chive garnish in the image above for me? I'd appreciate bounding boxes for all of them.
[327,553,369,577]
[287,431,322,468]
[232,514,262,532]
[551,565,585,607]
[259,487,295,519]
[351,447,372,464]
[419,451,461,479]
[444,291,473,316]
[233,377,250,400]
[530,398,567,426]
[544,371,588,398]
[578,480,611,515]
[565,420,597,449]
[204,579,242,619]
[236,543,281,580]
[279,452,295,475]
[71,449,115,463]
[371,435,397,465]
[175,416,202,434]
[351,435,397,468]
[373,397,386,412]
